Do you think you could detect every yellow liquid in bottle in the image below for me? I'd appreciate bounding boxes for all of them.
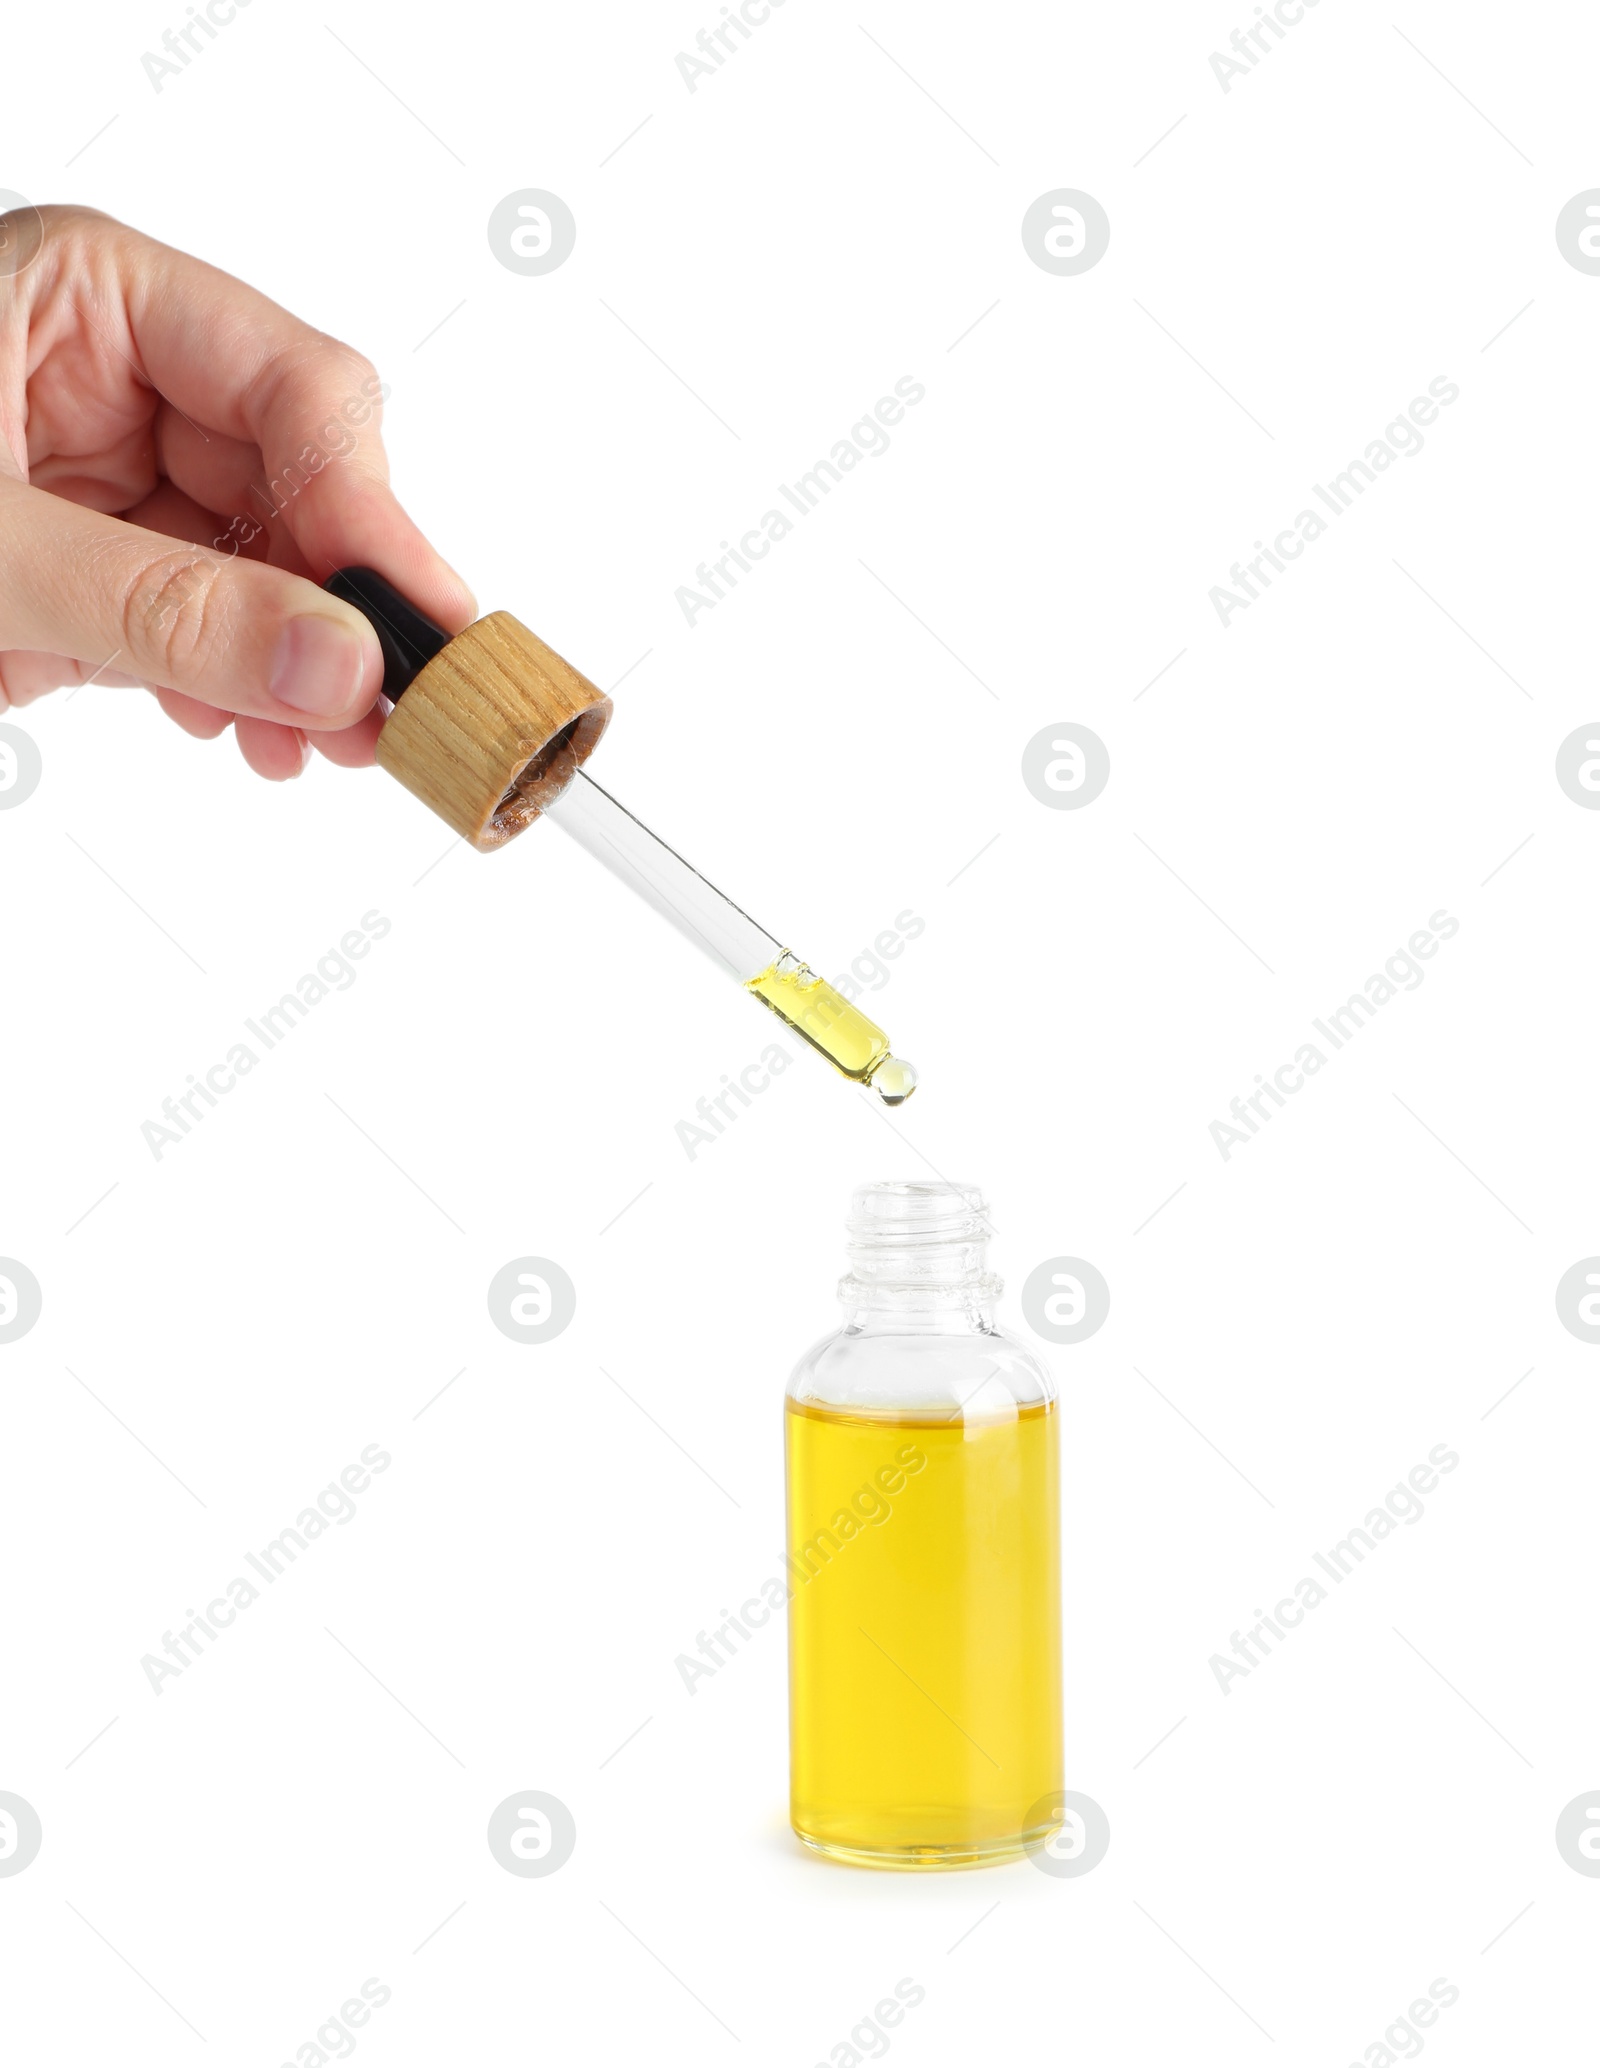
[746,955,890,1083]
[785,1397,1062,1869]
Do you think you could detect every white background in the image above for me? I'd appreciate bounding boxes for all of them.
[3,0,1598,2061]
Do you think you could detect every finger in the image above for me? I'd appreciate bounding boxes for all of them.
[0,651,146,704]
[153,685,232,739]
[148,405,262,522]
[157,684,331,787]
[0,474,385,728]
[118,475,235,558]
[150,410,326,580]
[307,704,384,768]
[83,217,478,630]
[235,714,310,780]
[120,472,317,585]
[1,650,82,705]
[31,418,160,514]
[148,406,307,575]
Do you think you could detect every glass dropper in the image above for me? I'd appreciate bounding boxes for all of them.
[545,771,917,1104]
[320,567,915,1102]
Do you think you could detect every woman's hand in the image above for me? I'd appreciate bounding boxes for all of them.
[0,203,474,778]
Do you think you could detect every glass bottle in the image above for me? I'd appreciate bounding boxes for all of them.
[784,1180,1062,1869]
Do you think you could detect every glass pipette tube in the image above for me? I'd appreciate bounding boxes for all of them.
[544,772,917,1103]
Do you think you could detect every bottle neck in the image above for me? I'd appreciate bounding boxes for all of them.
[839,1282,999,1334]
[837,1181,1000,1335]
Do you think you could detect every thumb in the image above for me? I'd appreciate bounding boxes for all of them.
[0,477,384,726]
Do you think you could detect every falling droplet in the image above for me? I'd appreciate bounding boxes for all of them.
[869,1055,918,1106]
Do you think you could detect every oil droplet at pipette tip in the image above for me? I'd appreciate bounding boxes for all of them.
[867,1056,918,1106]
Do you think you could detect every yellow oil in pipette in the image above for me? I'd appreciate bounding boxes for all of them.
[745,952,917,1103]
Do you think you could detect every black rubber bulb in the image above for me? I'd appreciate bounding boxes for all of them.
[323,566,449,703]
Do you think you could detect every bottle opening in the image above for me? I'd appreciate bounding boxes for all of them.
[841,1181,999,1304]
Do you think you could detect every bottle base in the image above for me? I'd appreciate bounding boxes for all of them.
[792,1824,1057,1872]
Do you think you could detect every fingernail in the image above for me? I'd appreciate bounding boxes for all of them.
[270,614,377,718]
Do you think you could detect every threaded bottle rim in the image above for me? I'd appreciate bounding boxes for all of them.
[840,1180,999,1305]
[846,1179,989,1244]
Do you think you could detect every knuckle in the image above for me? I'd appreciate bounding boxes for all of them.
[320,341,385,431]
[271,334,381,411]
[124,549,234,680]
[39,203,116,236]
[343,342,380,388]
[322,335,379,389]
[241,335,386,480]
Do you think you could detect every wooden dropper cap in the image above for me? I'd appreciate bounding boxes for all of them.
[325,567,613,852]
